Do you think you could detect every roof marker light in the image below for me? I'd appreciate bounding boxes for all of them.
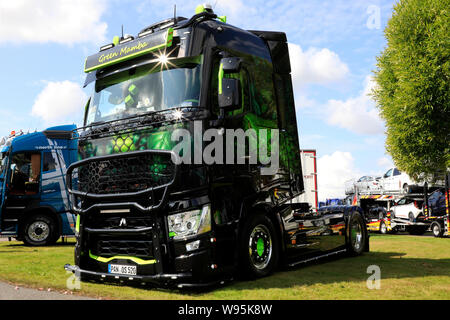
[138,29,154,38]
[119,35,134,44]
[100,43,114,51]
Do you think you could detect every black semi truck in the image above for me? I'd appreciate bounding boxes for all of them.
[65,5,369,288]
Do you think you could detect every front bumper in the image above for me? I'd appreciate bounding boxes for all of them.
[64,264,230,289]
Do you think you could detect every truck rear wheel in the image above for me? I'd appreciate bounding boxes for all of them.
[22,214,58,246]
[239,213,279,279]
[431,222,443,237]
[347,212,367,255]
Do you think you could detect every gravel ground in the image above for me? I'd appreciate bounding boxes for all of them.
[0,281,96,300]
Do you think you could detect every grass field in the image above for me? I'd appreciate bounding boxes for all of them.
[0,233,449,300]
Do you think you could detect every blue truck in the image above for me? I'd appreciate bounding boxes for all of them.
[0,125,78,246]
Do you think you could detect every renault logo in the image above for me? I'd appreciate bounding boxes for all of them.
[119,218,127,227]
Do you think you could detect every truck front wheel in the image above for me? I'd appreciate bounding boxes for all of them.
[22,214,58,246]
[239,213,279,279]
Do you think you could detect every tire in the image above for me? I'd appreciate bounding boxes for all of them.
[347,211,368,256]
[403,183,410,194]
[238,213,279,279]
[408,212,415,222]
[378,212,384,220]
[22,214,58,246]
[431,222,443,238]
[380,221,387,234]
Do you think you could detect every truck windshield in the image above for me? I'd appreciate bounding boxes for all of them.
[86,55,202,125]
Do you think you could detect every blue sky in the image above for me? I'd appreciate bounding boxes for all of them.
[0,0,398,199]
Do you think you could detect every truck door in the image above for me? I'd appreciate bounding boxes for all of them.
[41,149,75,234]
[3,152,41,225]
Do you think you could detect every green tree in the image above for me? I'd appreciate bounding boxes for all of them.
[372,0,449,180]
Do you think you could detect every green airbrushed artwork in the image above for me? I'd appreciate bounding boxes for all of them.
[78,123,187,160]
[112,135,137,153]
[220,50,299,175]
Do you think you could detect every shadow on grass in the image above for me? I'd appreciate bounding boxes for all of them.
[223,251,450,292]
[75,250,450,296]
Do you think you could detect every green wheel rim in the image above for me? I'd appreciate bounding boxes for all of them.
[257,238,264,256]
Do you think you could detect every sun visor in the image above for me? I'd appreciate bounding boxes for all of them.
[84,28,174,73]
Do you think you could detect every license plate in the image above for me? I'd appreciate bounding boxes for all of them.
[108,264,137,275]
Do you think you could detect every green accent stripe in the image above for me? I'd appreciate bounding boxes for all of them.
[88,251,157,265]
[75,215,80,233]
[166,28,174,47]
[218,63,224,95]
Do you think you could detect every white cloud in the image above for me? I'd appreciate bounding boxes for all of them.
[317,151,361,200]
[0,0,108,45]
[377,156,393,170]
[325,75,384,135]
[288,43,349,89]
[31,81,87,126]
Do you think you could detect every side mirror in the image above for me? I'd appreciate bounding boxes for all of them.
[217,56,242,113]
[218,78,241,111]
[220,57,242,73]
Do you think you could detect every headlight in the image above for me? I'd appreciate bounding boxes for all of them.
[167,205,211,240]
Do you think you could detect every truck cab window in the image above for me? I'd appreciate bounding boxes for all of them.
[43,152,57,172]
[0,152,7,175]
[9,153,40,195]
